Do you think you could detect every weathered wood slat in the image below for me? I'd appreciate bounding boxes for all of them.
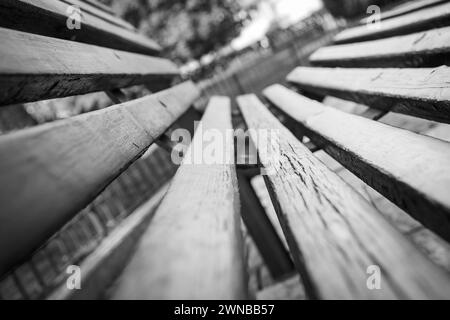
[112,97,248,300]
[0,27,178,106]
[311,27,450,68]
[237,94,450,299]
[334,2,450,44]
[287,66,450,123]
[264,84,450,242]
[0,82,200,277]
[359,0,447,24]
[48,185,168,300]
[0,0,159,56]
[79,0,116,16]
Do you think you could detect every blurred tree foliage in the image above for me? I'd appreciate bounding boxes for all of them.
[99,0,249,63]
[322,0,403,18]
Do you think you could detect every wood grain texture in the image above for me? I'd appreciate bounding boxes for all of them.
[48,185,168,300]
[287,66,450,123]
[0,27,177,106]
[334,2,450,44]
[0,82,200,277]
[112,97,248,300]
[264,84,450,242]
[310,26,450,68]
[0,0,159,56]
[322,96,387,121]
[359,0,448,24]
[237,94,450,299]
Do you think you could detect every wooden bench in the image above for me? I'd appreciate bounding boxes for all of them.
[2,0,450,300]
[231,1,450,299]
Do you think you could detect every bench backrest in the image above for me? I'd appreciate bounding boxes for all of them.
[2,0,450,300]
[0,0,199,278]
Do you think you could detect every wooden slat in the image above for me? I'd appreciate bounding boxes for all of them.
[237,94,450,300]
[334,2,450,44]
[0,27,178,106]
[311,26,450,68]
[112,97,248,300]
[264,84,450,242]
[359,0,448,24]
[287,66,450,123]
[322,96,387,120]
[61,0,135,31]
[48,185,168,300]
[0,0,160,56]
[0,81,200,277]
[79,0,116,16]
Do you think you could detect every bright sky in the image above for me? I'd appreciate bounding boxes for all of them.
[232,0,323,50]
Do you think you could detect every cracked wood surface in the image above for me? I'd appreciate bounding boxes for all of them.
[264,84,450,242]
[310,26,450,68]
[334,1,450,44]
[0,81,200,277]
[237,94,450,299]
[287,66,450,123]
[0,26,177,107]
[112,97,247,299]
